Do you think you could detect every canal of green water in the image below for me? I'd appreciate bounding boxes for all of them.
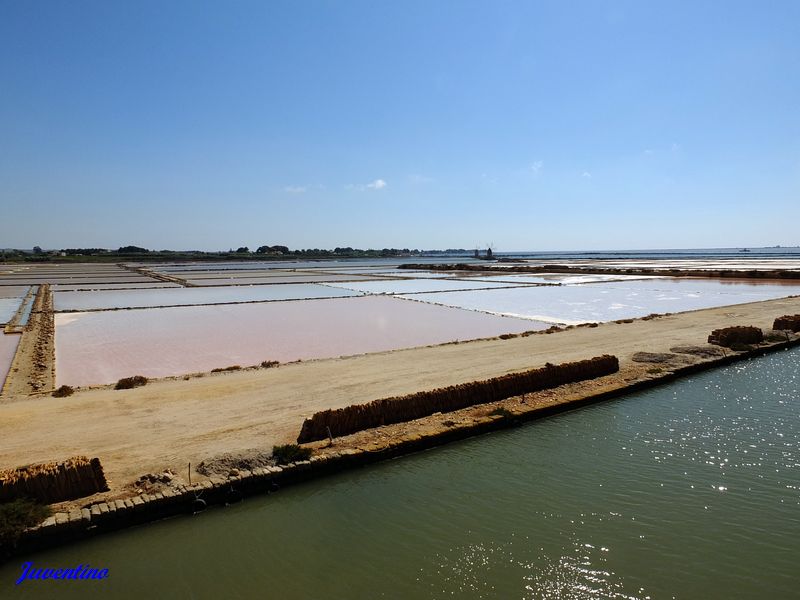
[3,348,799,598]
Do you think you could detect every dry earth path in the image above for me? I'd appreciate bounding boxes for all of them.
[1,296,798,490]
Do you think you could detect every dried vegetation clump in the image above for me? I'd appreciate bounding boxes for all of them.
[707,326,763,348]
[773,314,800,332]
[114,375,148,390]
[51,385,74,398]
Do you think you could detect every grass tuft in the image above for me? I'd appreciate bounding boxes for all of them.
[272,444,312,465]
[0,498,52,548]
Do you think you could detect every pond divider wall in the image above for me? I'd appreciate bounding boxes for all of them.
[297,355,620,443]
[0,457,108,504]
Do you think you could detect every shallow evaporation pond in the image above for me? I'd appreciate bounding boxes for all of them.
[150,260,407,273]
[0,279,158,287]
[53,296,541,386]
[310,268,462,278]
[0,286,33,299]
[461,273,665,285]
[0,297,24,324]
[182,274,383,286]
[170,269,322,279]
[51,283,182,291]
[6,349,800,599]
[53,284,363,311]
[0,273,156,282]
[0,274,152,280]
[15,294,36,327]
[401,278,800,324]
[150,261,355,272]
[520,258,800,272]
[0,332,20,387]
[323,278,529,295]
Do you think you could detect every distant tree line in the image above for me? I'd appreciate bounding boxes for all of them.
[59,246,148,255]
[62,248,110,255]
[256,245,289,254]
[1,245,470,263]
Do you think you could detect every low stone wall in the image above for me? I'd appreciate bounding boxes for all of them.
[297,355,620,443]
[0,457,108,504]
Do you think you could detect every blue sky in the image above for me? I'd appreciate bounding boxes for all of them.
[1,1,798,251]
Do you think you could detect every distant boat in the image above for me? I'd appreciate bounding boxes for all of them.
[739,248,751,253]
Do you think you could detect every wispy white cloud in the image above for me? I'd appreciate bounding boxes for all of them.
[347,179,388,191]
[283,185,307,194]
[643,149,655,156]
[581,171,592,178]
[530,160,543,176]
[408,174,434,184]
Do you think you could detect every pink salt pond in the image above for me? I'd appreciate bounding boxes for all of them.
[54,296,543,386]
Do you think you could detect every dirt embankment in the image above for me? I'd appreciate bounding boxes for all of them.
[0,296,799,500]
[398,263,800,280]
[2,285,55,396]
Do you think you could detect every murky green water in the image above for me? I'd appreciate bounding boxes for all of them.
[3,349,799,599]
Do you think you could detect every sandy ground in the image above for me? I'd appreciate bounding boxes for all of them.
[1,296,798,492]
